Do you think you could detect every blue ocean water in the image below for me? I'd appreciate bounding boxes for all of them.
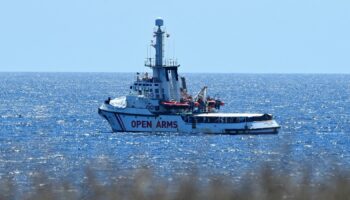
[1,73,350,185]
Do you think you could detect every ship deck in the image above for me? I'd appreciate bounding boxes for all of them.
[193,113,266,117]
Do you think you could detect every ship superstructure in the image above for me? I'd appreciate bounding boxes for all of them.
[98,18,280,134]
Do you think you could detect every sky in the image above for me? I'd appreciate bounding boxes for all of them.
[0,0,349,73]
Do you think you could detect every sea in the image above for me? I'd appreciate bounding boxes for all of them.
[1,73,350,187]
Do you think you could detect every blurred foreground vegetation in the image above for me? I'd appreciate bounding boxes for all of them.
[1,166,350,200]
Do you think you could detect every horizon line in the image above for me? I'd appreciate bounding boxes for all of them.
[0,71,349,75]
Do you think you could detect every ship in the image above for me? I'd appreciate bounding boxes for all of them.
[98,18,280,134]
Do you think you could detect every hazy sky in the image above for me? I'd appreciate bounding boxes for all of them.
[0,0,349,73]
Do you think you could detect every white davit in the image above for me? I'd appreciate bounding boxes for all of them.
[98,19,280,134]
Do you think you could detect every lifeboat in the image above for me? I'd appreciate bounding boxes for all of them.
[207,100,225,106]
[161,101,190,108]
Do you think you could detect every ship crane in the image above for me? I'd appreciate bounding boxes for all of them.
[194,86,208,102]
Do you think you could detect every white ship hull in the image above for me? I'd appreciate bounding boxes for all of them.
[98,104,280,134]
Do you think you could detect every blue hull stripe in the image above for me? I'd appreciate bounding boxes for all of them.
[115,114,126,131]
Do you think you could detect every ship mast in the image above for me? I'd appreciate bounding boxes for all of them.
[154,18,164,67]
[145,18,181,101]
